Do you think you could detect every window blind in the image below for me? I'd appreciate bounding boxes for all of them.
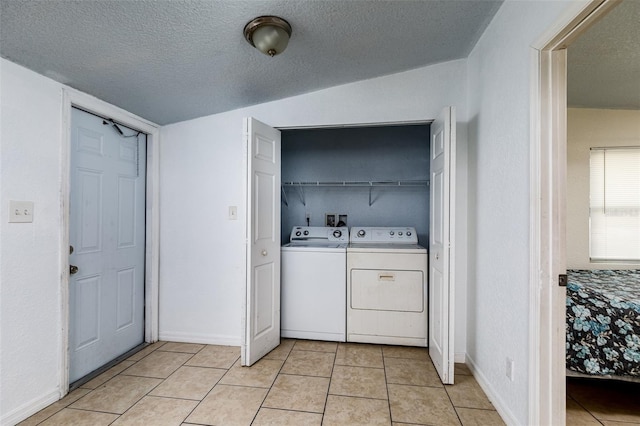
[589,147,640,261]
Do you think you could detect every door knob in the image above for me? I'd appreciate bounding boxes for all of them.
[70,265,79,275]
[261,250,268,256]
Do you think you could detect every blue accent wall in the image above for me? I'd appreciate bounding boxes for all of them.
[281,125,430,244]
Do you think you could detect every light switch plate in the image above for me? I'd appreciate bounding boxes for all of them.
[9,200,34,223]
[228,206,237,220]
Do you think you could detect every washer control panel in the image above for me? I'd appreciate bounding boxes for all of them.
[349,227,418,244]
[290,226,349,242]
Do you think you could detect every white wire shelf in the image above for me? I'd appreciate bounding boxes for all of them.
[281,180,429,206]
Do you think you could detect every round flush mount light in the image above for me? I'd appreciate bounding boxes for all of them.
[244,15,292,57]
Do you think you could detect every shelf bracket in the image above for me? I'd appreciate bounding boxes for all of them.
[297,183,306,206]
[281,186,288,207]
[369,183,373,207]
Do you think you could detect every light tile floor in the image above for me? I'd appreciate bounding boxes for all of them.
[566,377,640,425]
[20,340,505,426]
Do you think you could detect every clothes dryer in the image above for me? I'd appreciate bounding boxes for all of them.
[347,227,428,346]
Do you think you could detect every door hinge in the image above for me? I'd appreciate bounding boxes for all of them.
[558,274,567,287]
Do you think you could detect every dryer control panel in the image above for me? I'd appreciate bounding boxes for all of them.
[349,227,418,244]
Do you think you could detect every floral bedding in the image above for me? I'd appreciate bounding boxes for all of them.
[566,269,640,377]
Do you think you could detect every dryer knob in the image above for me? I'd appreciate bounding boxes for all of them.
[333,230,342,238]
[406,231,412,236]
[357,229,366,237]
[389,231,395,236]
[303,230,309,235]
[295,231,301,236]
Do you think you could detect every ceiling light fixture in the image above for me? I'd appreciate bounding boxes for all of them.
[243,16,292,57]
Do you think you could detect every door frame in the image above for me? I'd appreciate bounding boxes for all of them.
[529,0,620,423]
[59,87,161,396]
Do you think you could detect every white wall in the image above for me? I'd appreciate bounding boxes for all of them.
[0,58,159,425]
[159,59,469,361]
[465,1,582,424]
[567,108,640,269]
[1,59,65,424]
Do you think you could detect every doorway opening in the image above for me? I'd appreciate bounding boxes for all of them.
[60,89,161,397]
[68,107,147,387]
[531,0,626,424]
[244,108,457,384]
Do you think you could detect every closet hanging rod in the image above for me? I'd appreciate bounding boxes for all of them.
[281,180,429,187]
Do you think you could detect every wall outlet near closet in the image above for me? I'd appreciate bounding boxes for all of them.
[9,200,34,223]
[506,357,515,381]
[325,213,336,227]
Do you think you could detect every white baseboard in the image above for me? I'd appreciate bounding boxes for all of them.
[1,389,59,426]
[455,352,466,363]
[466,354,519,426]
[159,331,241,347]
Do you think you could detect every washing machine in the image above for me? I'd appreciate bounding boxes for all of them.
[281,226,348,341]
[347,226,428,346]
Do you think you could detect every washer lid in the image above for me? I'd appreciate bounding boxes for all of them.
[284,242,347,249]
[282,242,347,252]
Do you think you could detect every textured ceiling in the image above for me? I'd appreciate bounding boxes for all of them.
[0,0,502,125]
[568,0,640,110]
[3,1,635,125]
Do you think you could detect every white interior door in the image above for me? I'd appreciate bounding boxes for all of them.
[429,106,456,384]
[242,117,281,366]
[69,108,146,383]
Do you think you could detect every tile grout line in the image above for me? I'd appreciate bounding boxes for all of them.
[109,344,192,423]
[443,379,465,426]
[32,351,150,424]
[180,345,240,425]
[41,352,149,424]
[383,347,394,425]
[566,388,606,426]
[249,343,289,425]
[51,343,162,425]
[319,341,339,425]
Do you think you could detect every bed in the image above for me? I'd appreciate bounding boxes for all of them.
[566,269,640,378]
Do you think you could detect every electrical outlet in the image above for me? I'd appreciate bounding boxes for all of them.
[325,213,336,227]
[506,358,515,381]
[9,200,34,223]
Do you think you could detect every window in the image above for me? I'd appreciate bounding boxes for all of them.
[590,147,640,262]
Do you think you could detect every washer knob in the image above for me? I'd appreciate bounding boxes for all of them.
[303,230,309,235]
[333,230,342,238]
[406,231,412,236]
[295,231,301,236]
[398,231,403,236]
[357,229,366,237]
[389,231,395,236]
